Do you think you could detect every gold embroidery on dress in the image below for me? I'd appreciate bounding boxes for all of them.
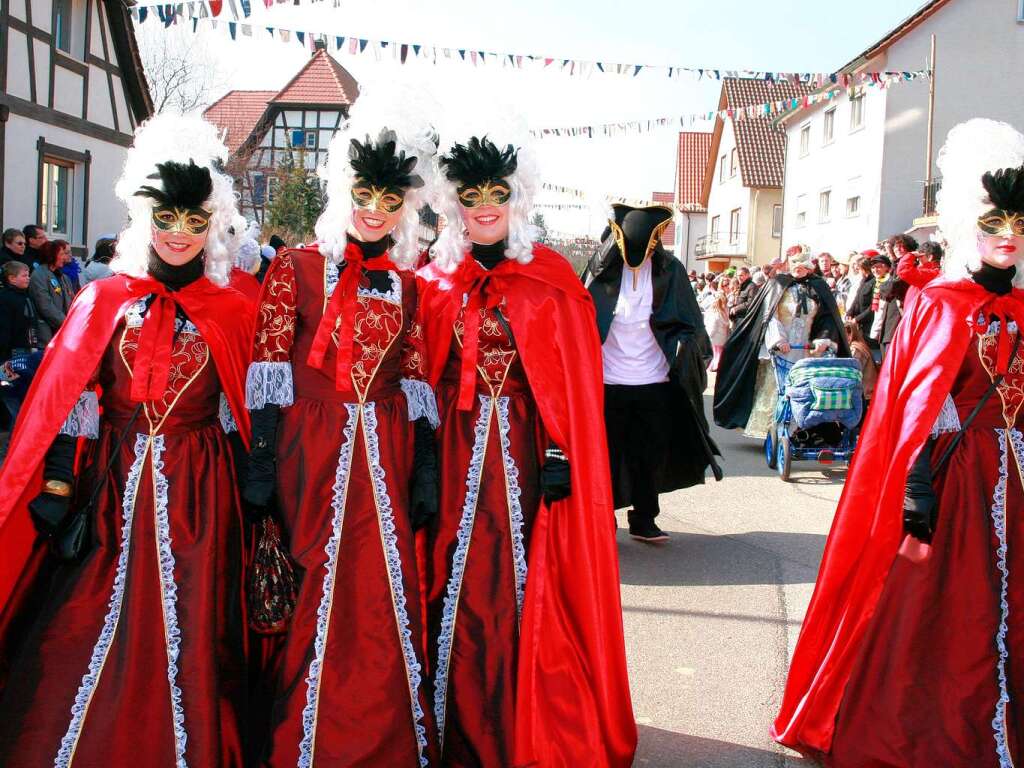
[979,329,1024,429]
[453,302,517,396]
[255,252,296,362]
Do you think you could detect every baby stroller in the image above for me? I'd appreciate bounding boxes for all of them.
[763,348,863,481]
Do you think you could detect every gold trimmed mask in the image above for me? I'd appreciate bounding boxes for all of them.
[457,181,512,209]
[351,185,406,214]
[977,209,1024,238]
[151,206,212,236]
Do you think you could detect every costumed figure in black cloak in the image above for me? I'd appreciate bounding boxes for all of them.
[713,244,848,438]
[582,204,722,543]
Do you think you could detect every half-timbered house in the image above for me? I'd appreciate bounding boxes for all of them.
[1,0,152,254]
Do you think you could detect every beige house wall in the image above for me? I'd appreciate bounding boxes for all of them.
[747,188,782,267]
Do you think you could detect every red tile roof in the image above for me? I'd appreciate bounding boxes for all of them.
[204,90,278,155]
[651,192,676,246]
[272,48,360,106]
[676,132,712,213]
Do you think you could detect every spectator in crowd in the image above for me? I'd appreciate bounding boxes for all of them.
[831,255,852,311]
[752,269,767,287]
[863,253,903,361]
[0,261,42,422]
[843,318,877,404]
[82,236,117,285]
[846,255,870,316]
[704,291,730,371]
[1,228,27,268]
[268,234,288,256]
[896,238,943,308]
[60,247,83,292]
[847,252,880,344]
[21,224,47,266]
[729,266,758,322]
[29,238,75,343]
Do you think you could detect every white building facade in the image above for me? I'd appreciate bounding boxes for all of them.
[1,0,151,253]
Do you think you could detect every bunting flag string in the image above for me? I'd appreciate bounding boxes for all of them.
[132,5,932,86]
[539,185,680,210]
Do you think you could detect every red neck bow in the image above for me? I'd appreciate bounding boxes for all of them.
[971,292,1024,375]
[124,277,186,403]
[307,242,394,393]
[457,258,506,411]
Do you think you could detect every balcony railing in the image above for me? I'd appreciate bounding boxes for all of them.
[695,234,746,259]
[922,179,941,216]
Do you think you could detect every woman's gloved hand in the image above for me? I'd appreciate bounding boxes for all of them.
[243,404,280,522]
[903,439,938,543]
[28,433,77,536]
[410,417,438,530]
[541,444,571,505]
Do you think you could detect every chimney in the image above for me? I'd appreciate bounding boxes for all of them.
[314,38,326,53]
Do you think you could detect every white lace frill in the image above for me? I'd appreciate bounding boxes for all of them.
[59,391,100,439]
[362,404,429,767]
[326,262,402,304]
[55,433,148,768]
[401,378,439,428]
[298,404,358,768]
[433,394,492,748]
[245,361,294,409]
[495,397,528,621]
[991,430,1016,768]
[930,394,961,437]
[218,393,238,434]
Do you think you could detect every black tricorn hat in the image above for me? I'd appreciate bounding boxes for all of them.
[607,204,674,268]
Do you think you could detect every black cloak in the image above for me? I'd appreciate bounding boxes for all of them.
[583,223,722,507]
[712,273,849,430]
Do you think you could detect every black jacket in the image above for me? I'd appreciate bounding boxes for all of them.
[583,241,722,498]
[0,246,28,270]
[849,275,905,344]
[729,276,758,321]
[713,273,849,430]
[0,286,40,360]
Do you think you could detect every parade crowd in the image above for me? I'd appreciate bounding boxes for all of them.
[0,102,1020,768]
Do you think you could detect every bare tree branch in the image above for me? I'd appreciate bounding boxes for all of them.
[137,24,228,114]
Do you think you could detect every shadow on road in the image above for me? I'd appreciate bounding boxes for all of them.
[617,530,824,587]
[636,725,814,767]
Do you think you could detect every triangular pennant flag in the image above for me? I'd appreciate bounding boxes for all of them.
[335,36,343,48]
[265,25,273,36]
[401,44,408,63]
[458,49,466,59]
[191,15,197,31]
[280,29,290,42]
[228,20,236,38]
[359,38,369,52]
[349,38,357,54]
[239,0,250,16]
[138,6,148,21]
[413,44,421,56]
[633,65,642,77]
[296,30,304,45]
[209,0,221,16]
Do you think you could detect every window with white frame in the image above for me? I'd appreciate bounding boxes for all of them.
[710,215,720,239]
[305,131,317,149]
[799,124,811,157]
[41,159,74,238]
[729,147,737,178]
[719,155,727,183]
[771,204,783,238]
[729,208,740,244]
[1018,0,1024,21]
[819,190,831,222]
[795,194,807,228]
[850,93,865,131]
[846,194,861,217]
[823,108,836,144]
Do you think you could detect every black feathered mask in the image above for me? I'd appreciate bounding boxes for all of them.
[982,166,1024,214]
[440,136,518,188]
[348,130,423,190]
[135,160,213,210]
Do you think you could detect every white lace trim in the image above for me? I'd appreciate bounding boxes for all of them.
[326,262,402,304]
[495,396,528,621]
[55,433,148,768]
[150,435,189,767]
[433,394,492,749]
[362,404,429,767]
[59,391,100,439]
[218,393,238,434]
[930,394,961,437]
[991,430,1017,768]
[245,361,294,409]
[125,296,198,335]
[298,403,358,768]
[400,378,439,428]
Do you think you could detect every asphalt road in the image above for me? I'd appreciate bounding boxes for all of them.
[620,383,845,767]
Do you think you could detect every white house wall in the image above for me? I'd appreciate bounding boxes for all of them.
[781,86,886,255]
[706,118,752,257]
[880,0,1024,237]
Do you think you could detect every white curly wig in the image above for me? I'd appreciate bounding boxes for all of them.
[315,87,439,270]
[111,113,240,286]
[936,118,1024,286]
[428,107,540,273]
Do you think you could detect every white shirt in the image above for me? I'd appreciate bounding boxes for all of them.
[602,259,671,385]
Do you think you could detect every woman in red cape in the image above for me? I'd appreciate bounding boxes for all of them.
[419,125,636,768]
[0,114,254,767]
[241,94,440,767]
[773,118,1024,767]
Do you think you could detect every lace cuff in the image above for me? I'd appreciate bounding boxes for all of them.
[246,361,294,409]
[931,394,960,436]
[401,378,439,428]
[219,393,239,434]
[59,391,99,438]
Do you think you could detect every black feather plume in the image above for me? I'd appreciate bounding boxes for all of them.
[440,136,518,187]
[348,130,422,189]
[982,165,1024,212]
[135,160,213,209]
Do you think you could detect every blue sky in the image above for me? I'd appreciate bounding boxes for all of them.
[137,0,929,235]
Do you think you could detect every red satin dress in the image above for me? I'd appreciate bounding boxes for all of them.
[427,299,544,767]
[249,248,433,767]
[829,322,1024,767]
[0,299,247,767]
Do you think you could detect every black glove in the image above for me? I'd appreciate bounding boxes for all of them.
[243,404,280,522]
[903,439,938,543]
[28,433,76,537]
[541,444,571,505]
[410,417,438,530]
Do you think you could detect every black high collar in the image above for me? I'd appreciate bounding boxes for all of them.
[472,240,506,271]
[348,234,392,260]
[972,262,1016,296]
[147,248,204,291]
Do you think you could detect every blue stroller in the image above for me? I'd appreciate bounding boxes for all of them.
[763,349,863,481]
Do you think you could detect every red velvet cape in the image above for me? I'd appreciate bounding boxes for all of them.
[418,244,637,767]
[0,274,253,610]
[772,277,1024,755]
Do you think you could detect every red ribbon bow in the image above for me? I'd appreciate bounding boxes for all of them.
[457,263,504,411]
[307,244,393,393]
[972,293,1022,375]
[125,278,179,403]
